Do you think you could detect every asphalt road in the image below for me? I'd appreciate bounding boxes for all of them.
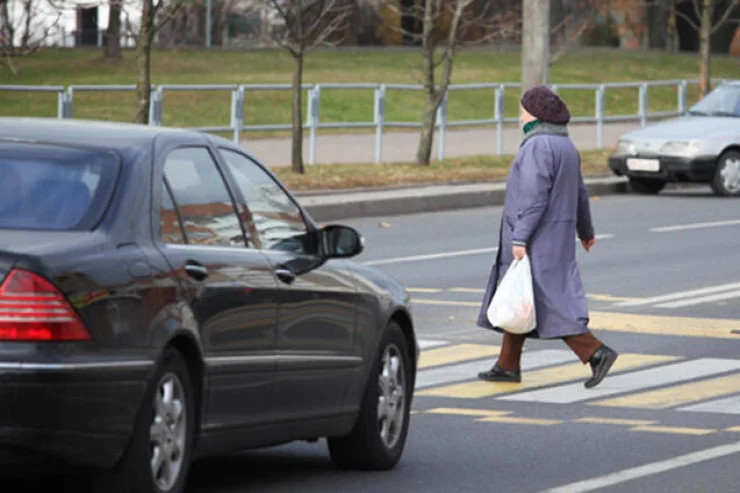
[6,185,740,492]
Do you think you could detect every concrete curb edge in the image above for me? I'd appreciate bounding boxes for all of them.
[301,177,631,222]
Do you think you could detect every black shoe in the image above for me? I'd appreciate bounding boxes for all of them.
[584,345,618,389]
[477,365,521,383]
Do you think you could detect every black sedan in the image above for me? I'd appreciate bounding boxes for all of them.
[0,118,418,493]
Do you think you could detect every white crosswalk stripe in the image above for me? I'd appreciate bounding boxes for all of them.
[416,349,576,389]
[415,340,740,416]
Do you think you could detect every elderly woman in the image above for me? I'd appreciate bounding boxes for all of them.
[476,85,618,389]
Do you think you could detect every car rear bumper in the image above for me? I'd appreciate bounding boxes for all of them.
[608,155,717,182]
[0,360,152,471]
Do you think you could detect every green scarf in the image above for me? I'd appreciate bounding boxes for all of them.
[523,119,544,135]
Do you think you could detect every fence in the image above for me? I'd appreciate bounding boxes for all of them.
[0,78,728,164]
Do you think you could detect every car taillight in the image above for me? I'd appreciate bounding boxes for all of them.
[0,269,91,341]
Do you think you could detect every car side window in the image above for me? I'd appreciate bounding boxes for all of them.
[218,149,316,255]
[159,181,186,244]
[163,147,245,248]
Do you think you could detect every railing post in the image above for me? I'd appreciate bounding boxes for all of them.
[639,83,648,127]
[374,84,386,165]
[495,85,505,156]
[308,85,320,166]
[595,85,605,149]
[149,86,163,126]
[678,80,688,115]
[231,86,245,143]
[57,89,66,119]
[63,87,74,118]
[437,91,448,161]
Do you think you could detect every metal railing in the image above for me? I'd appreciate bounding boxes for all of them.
[0,78,728,164]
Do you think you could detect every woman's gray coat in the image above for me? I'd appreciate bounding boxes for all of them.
[477,124,596,339]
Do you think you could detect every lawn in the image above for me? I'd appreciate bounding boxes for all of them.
[1,47,737,137]
[272,149,613,192]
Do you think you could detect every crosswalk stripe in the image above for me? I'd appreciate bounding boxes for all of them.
[629,425,716,436]
[418,344,499,369]
[416,353,678,399]
[416,349,576,389]
[500,358,740,404]
[613,281,740,307]
[589,373,740,409]
[417,339,449,350]
[656,289,740,308]
[589,311,740,340]
[679,395,740,415]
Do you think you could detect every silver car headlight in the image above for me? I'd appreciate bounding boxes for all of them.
[617,140,636,155]
[660,140,704,157]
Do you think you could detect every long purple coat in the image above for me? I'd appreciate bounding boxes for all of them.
[477,124,595,339]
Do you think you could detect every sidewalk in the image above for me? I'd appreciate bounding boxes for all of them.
[240,121,639,167]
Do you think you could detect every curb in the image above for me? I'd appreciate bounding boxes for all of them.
[298,176,630,222]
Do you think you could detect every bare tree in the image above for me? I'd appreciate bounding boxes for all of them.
[134,0,184,124]
[0,0,63,74]
[522,0,549,93]
[386,0,521,166]
[246,0,353,174]
[673,0,739,97]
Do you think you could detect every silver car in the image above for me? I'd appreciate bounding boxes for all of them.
[609,80,740,197]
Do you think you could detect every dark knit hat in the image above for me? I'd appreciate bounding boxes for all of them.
[521,85,571,125]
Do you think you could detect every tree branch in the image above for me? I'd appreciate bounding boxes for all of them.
[712,0,740,34]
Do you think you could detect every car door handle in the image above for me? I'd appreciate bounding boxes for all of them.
[274,267,295,284]
[184,261,209,281]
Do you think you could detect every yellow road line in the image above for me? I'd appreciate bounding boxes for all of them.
[630,425,716,436]
[416,354,679,399]
[574,417,658,426]
[410,300,740,340]
[407,288,444,293]
[726,426,740,433]
[590,374,740,410]
[590,311,740,340]
[413,299,480,307]
[418,344,500,369]
[587,294,645,302]
[449,288,486,294]
[425,407,510,417]
[477,416,563,426]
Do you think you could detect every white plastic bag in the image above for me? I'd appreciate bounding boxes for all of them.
[486,256,537,334]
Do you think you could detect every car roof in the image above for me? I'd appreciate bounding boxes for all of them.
[0,117,227,151]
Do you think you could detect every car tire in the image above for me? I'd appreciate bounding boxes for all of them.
[710,150,740,197]
[327,321,412,471]
[92,347,195,493]
[629,177,666,195]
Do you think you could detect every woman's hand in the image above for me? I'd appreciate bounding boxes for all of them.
[581,237,596,252]
[512,245,527,260]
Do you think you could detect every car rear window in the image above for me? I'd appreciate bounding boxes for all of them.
[0,142,120,230]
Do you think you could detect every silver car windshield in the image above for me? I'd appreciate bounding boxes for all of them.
[688,84,740,117]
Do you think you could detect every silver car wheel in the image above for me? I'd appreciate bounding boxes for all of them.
[150,372,187,492]
[719,156,740,193]
[377,343,406,449]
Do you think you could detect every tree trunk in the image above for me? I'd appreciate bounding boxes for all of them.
[521,0,550,94]
[291,53,305,174]
[135,0,152,124]
[647,0,668,50]
[105,0,122,58]
[698,0,714,98]
[416,94,439,166]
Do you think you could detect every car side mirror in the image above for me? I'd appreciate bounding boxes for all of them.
[321,225,365,259]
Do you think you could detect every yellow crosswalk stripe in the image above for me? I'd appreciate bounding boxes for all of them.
[589,311,740,340]
[425,408,509,417]
[590,373,740,410]
[574,417,657,426]
[416,354,680,398]
[477,416,563,426]
[630,425,716,436]
[726,426,740,433]
[418,344,500,369]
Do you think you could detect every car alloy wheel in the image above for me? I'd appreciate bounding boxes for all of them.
[718,154,740,195]
[377,343,406,450]
[150,372,188,492]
